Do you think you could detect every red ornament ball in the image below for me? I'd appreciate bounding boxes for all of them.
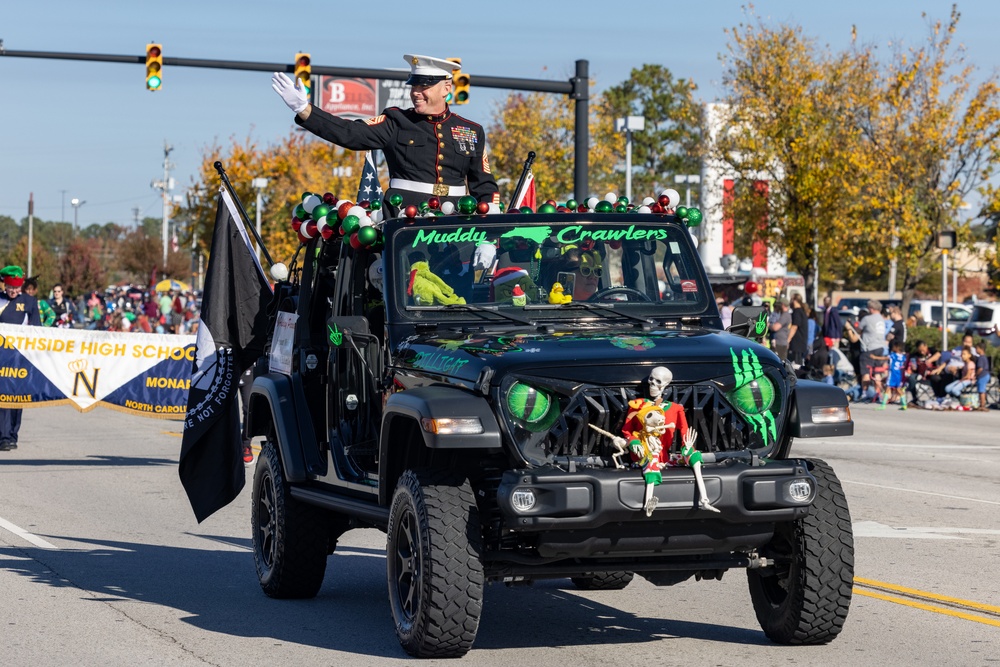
[291,216,303,232]
[297,230,311,244]
[744,280,759,294]
[427,196,441,210]
[404,204,419,218]
[658,194,671,207]
[349,232,363,250]
[545,199,557,207]
[577,204,588,213]
[476,201,490,214]
[650,203,663,214]
[304,220,318,238]
[608,240,622,250]
[358,199,371,209]
[556,205,568,212]
[321,225,336,240]
[337,202,354,220]
[507,207,521,214]
[323,192,337,205]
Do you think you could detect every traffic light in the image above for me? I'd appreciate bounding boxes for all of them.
[294,52,312,95]
[448,57,470,105]
[145,43,163,91]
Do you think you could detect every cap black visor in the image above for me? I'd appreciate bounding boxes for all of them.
[406,74,447,86]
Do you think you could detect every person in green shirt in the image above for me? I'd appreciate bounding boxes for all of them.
[24,277,55,326]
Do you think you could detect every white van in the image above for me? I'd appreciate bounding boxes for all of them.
[965,303,1000,346]
[907,300,972,333]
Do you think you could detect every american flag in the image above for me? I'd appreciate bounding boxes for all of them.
[356,150,383,205]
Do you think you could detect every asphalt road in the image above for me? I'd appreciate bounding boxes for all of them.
[1,403,998,666]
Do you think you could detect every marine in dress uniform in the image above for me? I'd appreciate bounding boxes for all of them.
[272,54,500,215]
[0,266,41,451]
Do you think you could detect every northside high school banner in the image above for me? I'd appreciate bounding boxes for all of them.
[0,323,196,419]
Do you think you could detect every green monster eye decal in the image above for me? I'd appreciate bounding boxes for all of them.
[728,348,777,445]
[507,382,558,432]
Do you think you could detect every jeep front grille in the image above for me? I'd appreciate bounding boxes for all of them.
[508,382,769,466]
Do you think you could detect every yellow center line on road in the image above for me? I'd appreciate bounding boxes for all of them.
[854,577,1000,627]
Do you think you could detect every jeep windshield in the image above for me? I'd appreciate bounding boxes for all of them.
[385,215,713,325]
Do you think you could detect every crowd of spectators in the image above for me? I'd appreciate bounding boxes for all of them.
[31,283,200,335]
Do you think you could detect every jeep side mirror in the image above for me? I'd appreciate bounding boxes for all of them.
[728,305,770,341]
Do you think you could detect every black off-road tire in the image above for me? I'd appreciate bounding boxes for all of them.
[748,458,854,644]
[571,572,635,590]
[387,469,484,658]
[252,440,329,599]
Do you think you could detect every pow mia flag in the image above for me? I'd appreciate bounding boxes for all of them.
[179,187,272,522]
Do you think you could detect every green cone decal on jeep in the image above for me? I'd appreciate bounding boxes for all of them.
[728,347,777,446]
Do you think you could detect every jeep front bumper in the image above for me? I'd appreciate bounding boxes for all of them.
[497,460,815,531]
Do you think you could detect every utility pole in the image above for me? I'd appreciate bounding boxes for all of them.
[27,193,34,277]
[151,142,174,276]
[60,189,67,223]
[132,206,141,226]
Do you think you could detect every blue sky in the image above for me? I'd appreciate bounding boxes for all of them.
[1,1,997,228]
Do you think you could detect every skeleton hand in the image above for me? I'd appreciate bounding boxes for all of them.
[683,428,698,450]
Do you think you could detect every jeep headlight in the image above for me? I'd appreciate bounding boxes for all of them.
[506,382,558,432]
[727,375,776,416]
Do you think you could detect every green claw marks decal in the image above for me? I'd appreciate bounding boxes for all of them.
[729,347,777,446]
[328,324,343,346]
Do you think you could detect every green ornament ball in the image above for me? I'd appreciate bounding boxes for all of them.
[565,199,578,210]
[538,203,557,214]
[458,195,478,214]
[418,200,430,213]
[357,225,378,246]
[370,199,382,210]
[342,215,360,234]
[293,203,309,221]
[519,205,534,214]
[675,205,689,219]
[311,204,331,221]
[595,200,614,213]
[617,196,629,206]
[388,193,404,207]
[686,208,703,226]
[614,203,627,213]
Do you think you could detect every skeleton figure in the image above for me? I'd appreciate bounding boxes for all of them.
[647,366,673,402]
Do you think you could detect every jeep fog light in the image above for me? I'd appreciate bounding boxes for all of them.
[420,417,484,435]
[788,480,813,503]
[811,406,850,423]
[511,488,536,512]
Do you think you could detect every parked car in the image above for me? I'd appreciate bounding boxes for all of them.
[965,303,1000,346]
[907,300,972,333]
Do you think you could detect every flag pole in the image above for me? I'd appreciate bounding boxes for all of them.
[508,151,536,211]
[214,161,275,267]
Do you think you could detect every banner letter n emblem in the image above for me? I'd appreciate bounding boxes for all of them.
[73,368,100,398]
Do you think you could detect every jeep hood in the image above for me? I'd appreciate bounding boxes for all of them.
[394,327,782,384]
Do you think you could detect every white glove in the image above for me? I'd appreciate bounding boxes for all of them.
[271,72,309,114]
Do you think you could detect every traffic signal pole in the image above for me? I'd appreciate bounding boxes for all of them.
[0,47,590,199]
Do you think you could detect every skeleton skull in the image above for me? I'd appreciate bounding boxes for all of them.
[648,366,673,400]
[643,409,667,437]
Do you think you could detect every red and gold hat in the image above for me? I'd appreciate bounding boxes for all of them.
[1,265,24,287]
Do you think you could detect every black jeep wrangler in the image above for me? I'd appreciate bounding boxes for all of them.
[245,207,855,658]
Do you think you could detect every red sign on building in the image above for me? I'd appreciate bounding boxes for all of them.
[317,78,379,120]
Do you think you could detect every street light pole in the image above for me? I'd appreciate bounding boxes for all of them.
[70,197,86,230]
[615,116,644,203]
[252,177,269,262]
[674,174,701,208]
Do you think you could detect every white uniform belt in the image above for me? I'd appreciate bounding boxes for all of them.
[389,178,467,197]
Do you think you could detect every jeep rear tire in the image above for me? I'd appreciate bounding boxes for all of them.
[571,572,635,590]
[387,469,484,658]
[252,440,329,599]
[747,458,853,644]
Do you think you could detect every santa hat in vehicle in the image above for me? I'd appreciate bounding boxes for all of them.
[490,266,536,303]
[1,265,24,288]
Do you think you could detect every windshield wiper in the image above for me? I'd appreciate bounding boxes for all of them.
[526,302,655,327]
[415,303,538,326]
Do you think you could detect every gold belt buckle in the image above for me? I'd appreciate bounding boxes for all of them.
[432,183,450,197]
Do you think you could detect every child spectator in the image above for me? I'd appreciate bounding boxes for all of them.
[882,339,908,410]
[822,364,836,386]
[974,341,992,411]
[944,346,976,398]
